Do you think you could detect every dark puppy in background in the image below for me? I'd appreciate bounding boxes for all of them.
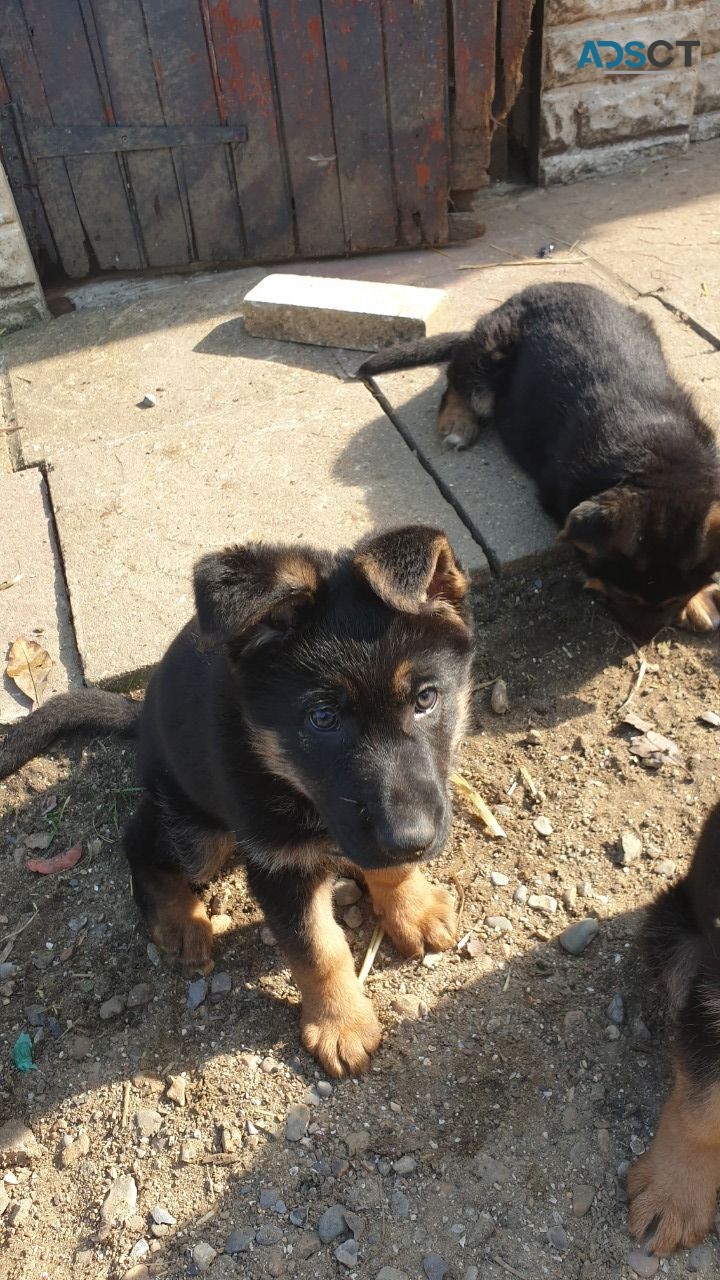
[628,801,720,1254]
[0,526,473,1077]
[359,283,720,642]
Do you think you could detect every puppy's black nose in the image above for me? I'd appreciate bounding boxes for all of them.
[376,817,436,859]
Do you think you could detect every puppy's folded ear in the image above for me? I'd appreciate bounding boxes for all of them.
[193,544,324,649]
[558,487,643,558]
[353,525,469,616]
[702,501,720,564]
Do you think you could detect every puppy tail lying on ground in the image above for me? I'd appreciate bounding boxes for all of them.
[0,688,139,779]
[628,801,720,1255]
[359,332,465,377]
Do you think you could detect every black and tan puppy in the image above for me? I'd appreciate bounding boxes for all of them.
[0,526,473,1077]
[628,801,720,1254]
[359,283,720,642]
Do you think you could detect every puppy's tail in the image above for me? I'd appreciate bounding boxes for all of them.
[0,689,140,780]
[357,332,465,379]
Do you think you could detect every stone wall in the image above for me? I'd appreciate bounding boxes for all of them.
[0,163,47,332]
[540,0,718,183]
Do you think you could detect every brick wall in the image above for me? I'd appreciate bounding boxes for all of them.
[540,0,718,183]
[0,163,47,332]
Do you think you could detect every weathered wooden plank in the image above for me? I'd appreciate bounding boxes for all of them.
[89,0,189,268]
[381,0,449,246]
[495,0,534,122]
[208,0,294,261]
[28,124,247,157]
[0,0,87,275]
[321,0,396,252]
[139,0,244,264]
[450,0,497,191]
[20,0,143,271]
[266,0,345,257]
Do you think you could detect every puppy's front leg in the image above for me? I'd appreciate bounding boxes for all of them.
[364,864,458,957]
[247,865,381,1078]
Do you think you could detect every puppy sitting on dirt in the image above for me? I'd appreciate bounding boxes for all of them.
[359,282,720,642]
[0,525,472,1077]
[628,801,720,1254]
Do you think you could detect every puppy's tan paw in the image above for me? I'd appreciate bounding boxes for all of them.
[301,989,382,1078]
[365,867,458,958]
[149,887,215,975]
[628,1143,719,1255]
[437,386,478,450]
[678,583,720,632]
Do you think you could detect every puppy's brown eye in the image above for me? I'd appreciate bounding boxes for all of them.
[308,706,340,732]
[415,687,438,715]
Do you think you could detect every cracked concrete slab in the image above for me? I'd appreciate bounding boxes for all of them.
[0,467,82,724]
[48,382,487,688]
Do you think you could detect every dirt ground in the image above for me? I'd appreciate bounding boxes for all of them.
[2,564,720,1280]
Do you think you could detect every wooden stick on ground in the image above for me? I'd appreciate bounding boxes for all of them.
[451,772,506,839]
[617,658,647,713]
[357,922,385,987]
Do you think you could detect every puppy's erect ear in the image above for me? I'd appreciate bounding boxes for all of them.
[558,488,643,558]
[193,543,324,648]
[353,525,469,615]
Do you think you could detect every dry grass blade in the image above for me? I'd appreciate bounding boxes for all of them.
[357,922,385,987]
[617,658,647,713]
[451,772,506,838]
[519,766,539,799]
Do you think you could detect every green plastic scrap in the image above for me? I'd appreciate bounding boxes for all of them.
[12,1031,37,1072]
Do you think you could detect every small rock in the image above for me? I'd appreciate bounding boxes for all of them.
[129,1240,149,1261]
[151,1206,175,1226]
[463,1270,479,1280]
[334,877,363,907]
[343,905,363,930]
[528,893,557,915]
[318,1204,347,1244]
[225,1228,253,1253]
[187,978,208,1010]
[485,916,513,933]
[607,993,625,1025]
[547,1225,568,1251]
[476,1153,511,1183]
[393,1155,417,1175]
[572,1184,595,1217]
[137,394,157,409]
[423,1253,448,1280]
[631,1017,652,1044]
[210,971,232,996]
[286,1104,310,1142]
[533,816,553,837]
[66,1034,92,1061]
[0,1119,41,1165]
[122,1267,149,1280]
[256,1223,283,1246]
[626,1248,659,1277]
[654,859,676,878]
[688,1244,715,1272]
[526,729,543,746]
[126,983,152,1008]
[135,1109,162,1139]
[390,1189,409,1219]
[146,942,161,966]
[699,711,720,728]
[0,1185,9,1216]
[422,951,442,968]
[563,884,578,911]
[514,885,528,904]
[7,1198,32,1228]
[296,1230,321,1259]
[260,1056,279,1074]
[260,925,277,945]
[259,1187,281,1209]
[490,678,509,715]
[376,1269,409,1280]
[166,1075,187,1107]
[212,913,233,935]
[316,1080,332,1098]
[289,1207,308,1228]
[559,918,599,955]
[345,1129,372,1156]
[0,963,17,981]
[59,1132,90,1168]
[100,994,126,1020]
[618,830,642,865]
[336,1239,360,1268]
[100,1174,137,1230]
[192,1242,217,1271]
[490,871,509,886]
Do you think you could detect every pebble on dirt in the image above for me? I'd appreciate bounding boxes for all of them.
[528,893,557,914]
[572,1184,595,1217]
[187,978,208,1010]
[0,1118,41,1165]
[335,1238,360,1267]
[486,916,513,932]
[192,1241,217,1271]
[533,816,553,837]
[607,993,625,1025]
[392,1155,417,1175]
[99,1173,137,1232]
[99,994,126,1020]
[318,1204,347,1243]
[126,983,152,1008]
[59,1132,90,1168]
[559,918,599,955]
[334,877,363,907]
[422,1253,448,1280]
[376,1269,409,1280]
[490,678,509,715]
[626,1248,659,1277]
[286,1103,310,1141]
[166,1074,187,1106]
[618,830,642,865]
[134,1108,162,1138]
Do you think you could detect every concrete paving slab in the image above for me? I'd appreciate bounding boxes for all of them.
[243,274,446,350]
[0,467,82,723]
[48,381,488,688]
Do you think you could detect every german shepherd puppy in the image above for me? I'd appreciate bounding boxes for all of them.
[0,526,473,1077]
[628,801,720,1254]
[359,283,720,642]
